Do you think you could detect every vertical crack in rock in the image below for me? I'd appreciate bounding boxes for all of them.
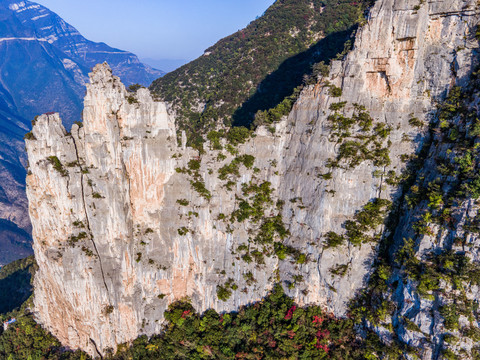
[71,133,111,298]
[89,338,104,360]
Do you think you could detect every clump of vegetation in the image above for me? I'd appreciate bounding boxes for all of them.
[177,227,189,236]
[408,115,424,127]
[216,278,237,301]
[128,84,144,92]
[324,198,391,248]
[226,127,251,146]
[47,156,68,176]
[218,154,255,181]
[67,232,88,247]
[330,264,349,277]
[206,130,224,150]
[127,95,139,104]
[324,103,392,169]
[324,231,345,248]
[23,132,36,140]
[328,85,343,97]
[104,305,114,315]
[189,180,211,200]
[92,192,103,199]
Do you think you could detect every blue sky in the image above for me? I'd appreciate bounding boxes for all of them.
[35,0,275,63]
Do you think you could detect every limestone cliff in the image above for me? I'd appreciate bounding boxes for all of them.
[25,0,480,357]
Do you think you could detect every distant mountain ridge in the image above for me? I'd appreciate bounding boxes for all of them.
[0,0,164,126]
[0,0,164,264]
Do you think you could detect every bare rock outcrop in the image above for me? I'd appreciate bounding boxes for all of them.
[25,0,480,357]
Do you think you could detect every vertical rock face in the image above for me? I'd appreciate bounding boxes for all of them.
[25,0,480,357]
[279,0,479,312]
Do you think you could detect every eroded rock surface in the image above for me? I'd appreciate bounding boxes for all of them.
[26,0,480,356]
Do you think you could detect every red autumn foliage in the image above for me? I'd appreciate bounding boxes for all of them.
[316,329,330,340]
[284,305,297,320]
[313,315,324,325]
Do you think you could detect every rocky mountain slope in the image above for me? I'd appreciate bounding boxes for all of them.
[0,106,32,265]
[24,0,480,358]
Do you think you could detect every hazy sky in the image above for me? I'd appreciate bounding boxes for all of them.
[34,0,275,61]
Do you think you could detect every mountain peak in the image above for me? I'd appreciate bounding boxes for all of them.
[0,0,166,265]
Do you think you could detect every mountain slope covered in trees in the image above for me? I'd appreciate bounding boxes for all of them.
[150,0,373,146]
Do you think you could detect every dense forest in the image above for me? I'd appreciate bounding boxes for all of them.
[150,0,374,147]
[0,264,405,360]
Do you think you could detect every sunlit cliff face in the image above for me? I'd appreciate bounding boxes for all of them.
[25,0,480,356]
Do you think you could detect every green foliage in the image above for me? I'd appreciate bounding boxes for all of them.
[68,232,88,247]
[0,313,90,360]
[47,156,68,176]
[216,278,237,301]
[218,155,255,181]
[0,258,90,359]
[440,305,460,331]
[253,92,298,126]
[111,284,394,359]
[226,127,250,146]
[329,101,347,111]
[206,130,224,150]
[176,199,189,206]
[0,260,401,360]
[330,264,349,276]
[326,198,391,247]
[328,85,342,97]
[408,116,424,128]
[177,227,189,236]
[189,180,211,200]
[23,132,36,140]
[31,115,39,127]
[324,231,345,248]
[0,257,35,314]
[127,95,139,104]
[104,305,114,315]
[128,84,144,92]
[151,0,373,142]
[326,105,391,169]
[230,181,273,223]
[187,159,201,171]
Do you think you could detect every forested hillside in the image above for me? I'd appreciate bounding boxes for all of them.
[151,0,374,146]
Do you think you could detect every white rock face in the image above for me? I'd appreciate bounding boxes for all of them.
[25,0,480,357]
